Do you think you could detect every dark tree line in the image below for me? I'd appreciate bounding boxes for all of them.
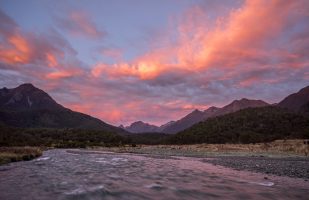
[1,106,308,147]
[168,106,309,144]
[0,124,125,148]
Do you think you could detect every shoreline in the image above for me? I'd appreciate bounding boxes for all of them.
[89,141,309,180]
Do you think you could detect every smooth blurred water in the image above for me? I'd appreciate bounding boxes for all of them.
[0,149,308,200]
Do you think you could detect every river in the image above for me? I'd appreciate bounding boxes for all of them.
[0,149,308,200]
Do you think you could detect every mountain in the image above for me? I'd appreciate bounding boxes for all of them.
[157,121,176,132]
[278,86,309,112]
[0,83,63,111]
[203,106,220,116]
[124,121,159,133]
[160,99,269,134]
[212,98,269,117]
[160,109,206,134]
[169,106,309,144]
[0,83,127,134]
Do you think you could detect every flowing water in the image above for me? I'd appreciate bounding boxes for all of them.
[0,149,308,200]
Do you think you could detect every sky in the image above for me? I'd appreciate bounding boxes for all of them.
[0,0,308,126]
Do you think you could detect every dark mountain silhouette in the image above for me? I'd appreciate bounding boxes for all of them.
[124,121,159,133]
[160,109,206,134]
[161,99,269,134]
[0,83,127,134]
[278,86,309,112]
[212,98,269,117]
[0,83,63,111]
[157,121,176,132]
[123,120,179,134]
[119,85,309,135]
[168,85,309,143]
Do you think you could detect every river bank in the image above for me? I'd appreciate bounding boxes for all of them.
[90,139,309,179]
[0,147,42,165]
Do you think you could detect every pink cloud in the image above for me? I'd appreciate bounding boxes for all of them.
[91,0,308,83]
[45,69,82,80]
[45,52,58,67]
[0,9,83,82]
[82,0,309,125]
[0,34,32,64]
[1,1,309,126]
[56,11,105,39]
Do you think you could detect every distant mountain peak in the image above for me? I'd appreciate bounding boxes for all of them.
[19,83,35,88]
[160,98,269,134]
[216,98,269,115]
[208,106,219,109]
[190,109,203,115]
[204,106,220,112]
[230,98,267,105]
[278,85,309,112]
[125,121,159,133]
[240,97,249,101]
[231,98,252,104]
[132,121,145,125]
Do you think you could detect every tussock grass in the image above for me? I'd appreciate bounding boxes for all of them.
[93,139,309,157]
[0,147,42,165]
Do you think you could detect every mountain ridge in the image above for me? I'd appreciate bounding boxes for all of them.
[124,121,160,133]
[124,98,269,134]
[160,98,269,134]
[278,86,309,112]
[0,83,127,134]
[127,85,309,134]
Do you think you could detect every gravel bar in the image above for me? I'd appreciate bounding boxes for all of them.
[204,156,309,180]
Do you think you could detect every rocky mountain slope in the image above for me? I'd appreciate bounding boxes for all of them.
[0,83,127,134]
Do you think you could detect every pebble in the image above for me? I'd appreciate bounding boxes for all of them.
[205,156,309,179]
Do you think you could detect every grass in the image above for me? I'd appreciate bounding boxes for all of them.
[92,139,309,157]
[0,147,42,165]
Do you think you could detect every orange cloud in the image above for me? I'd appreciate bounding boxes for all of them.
[1,2,308,127]
[46,69,80,80]
[46,52,58,67]
[91,61,163,80]
[0,34,31,64]
[91,0,305,80]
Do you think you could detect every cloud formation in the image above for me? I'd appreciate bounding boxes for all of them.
[88,0,309,124]
[92,0,308,80]
[55,11,105,39]
[0,1,309,126]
